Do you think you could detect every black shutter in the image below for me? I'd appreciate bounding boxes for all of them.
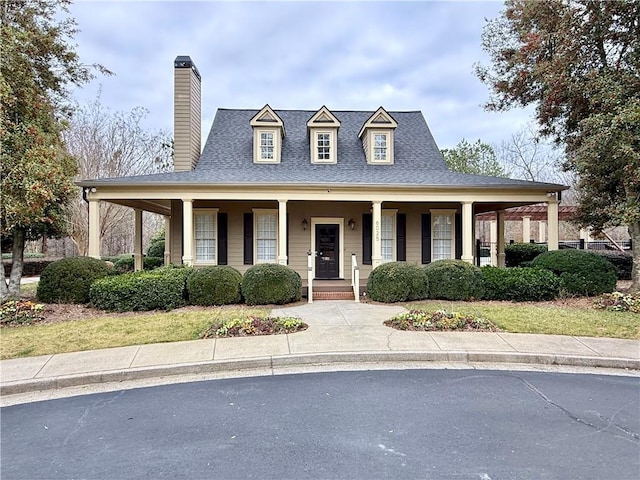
[243,213,253,265]
[218,213,228,265]
[455,212,462,260]
[286,213,289,265]
[421,213,431,264]
[396,213,406,261]
[362,213,372,265]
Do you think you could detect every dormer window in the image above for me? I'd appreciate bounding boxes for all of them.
[250,105,284,164]
[358,107,398,165]
[260,131,274,160]
[307,106,340,164]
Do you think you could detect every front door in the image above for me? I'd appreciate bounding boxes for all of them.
[315,224,339,279]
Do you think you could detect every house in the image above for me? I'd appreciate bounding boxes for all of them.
[78,56,567,299]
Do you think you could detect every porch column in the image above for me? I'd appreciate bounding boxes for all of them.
[461,201,474,264]
[278,199,288,265]
[88,199,101,259]
[522,216,531,243]
[547,198,559,250]
[182,199,194,266]
[497,210,506,267]
[371,200,382,268]
[133,209,143,272]
[538,221,546,243]
[489,220,497,266]
[164,216,171,265]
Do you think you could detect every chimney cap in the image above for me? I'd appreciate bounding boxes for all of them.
[174,55,201,80]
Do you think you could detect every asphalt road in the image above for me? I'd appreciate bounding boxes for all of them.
[2,369,639,480]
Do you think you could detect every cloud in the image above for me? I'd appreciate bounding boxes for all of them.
[69,1,532,149]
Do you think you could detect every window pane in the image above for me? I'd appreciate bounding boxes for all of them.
[381,215,394,262]
[260,132,274,159]
[195,214,215,261]
[432,214,452,261]
[256,213,277,262]
[317,133,331,160]
[374,134,387,161]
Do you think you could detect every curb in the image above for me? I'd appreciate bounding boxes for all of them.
[2,351,638,396]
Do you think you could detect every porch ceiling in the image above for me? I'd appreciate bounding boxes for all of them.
[106,199,172,216]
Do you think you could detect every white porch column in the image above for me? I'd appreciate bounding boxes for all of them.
[133,209,143,272]
[88,199,101,259]
[372,201,382,268]
[164,216,171,265]
[461,201,474,264]
[522,216,531,243]
[489,220,498,266]
[182,199,194,266]
[538,221,546,243]
[278,199,288,265]
[547,198,559,251]
[497,210,506,268]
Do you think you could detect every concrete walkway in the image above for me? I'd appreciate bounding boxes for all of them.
[1,301,639,401]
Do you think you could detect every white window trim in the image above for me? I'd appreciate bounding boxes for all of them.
[193,209,218,265]
[310,129,337,164]
[253,208,279,264]
[430,209,456,261]
[367,129,394,164]
[381,209,397,263]
[254,128,281,164]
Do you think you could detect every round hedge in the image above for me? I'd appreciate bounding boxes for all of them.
[424,260,484,301]
[90,266,193,312]
[187,266,242,306]
[531,249,617,296]
[37,257,112,304]
[113,256,164,274]
[481,266,560,301]
[241,263,302,305]
[366,262,428,303]
[146,238,165,258]
[505,242,548,267]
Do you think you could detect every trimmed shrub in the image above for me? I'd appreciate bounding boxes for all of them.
[366,262,429,303]
[593,250,632,280]
[4,258,56,277]
[187,266,243,306]
[37,257,112,304]
[90,266,193,312]
[241,263,301,306]
[424,260,484,301]
[505,242,548,267]
[481,266,560,301]
[531,249,617,296]
[146,238,165,259]
[113,256,164,274]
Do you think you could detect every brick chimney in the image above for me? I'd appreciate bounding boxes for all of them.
[173,55,201,171]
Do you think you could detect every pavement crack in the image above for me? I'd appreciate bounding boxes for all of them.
[512,374,639,444]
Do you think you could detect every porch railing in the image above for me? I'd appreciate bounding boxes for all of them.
[307,250,313,304]
[351,253,360,303]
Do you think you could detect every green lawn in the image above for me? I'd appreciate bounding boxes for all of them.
[405,301,640,339]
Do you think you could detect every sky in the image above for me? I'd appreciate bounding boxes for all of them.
[68,0,535,150]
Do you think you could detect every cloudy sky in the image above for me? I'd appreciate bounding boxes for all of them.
[69,0,534,150]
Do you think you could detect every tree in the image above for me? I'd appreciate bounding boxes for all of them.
[440,139,508,177]
[476,0,640,290]
[0,0,107,301]
[64,94,172,256]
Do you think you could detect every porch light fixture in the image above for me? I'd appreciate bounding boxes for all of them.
[301,218,308,230]
[348,218,356,230]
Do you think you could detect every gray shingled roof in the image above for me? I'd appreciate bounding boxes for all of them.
[78,108,566,190]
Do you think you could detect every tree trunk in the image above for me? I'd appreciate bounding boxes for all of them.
[629,221,640,293]
[7,228,26,298]
[0,256,8,302]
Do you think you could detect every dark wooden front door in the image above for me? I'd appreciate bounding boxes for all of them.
[315,224,339,279]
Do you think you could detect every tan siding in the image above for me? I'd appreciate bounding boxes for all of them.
[174,67,201,172]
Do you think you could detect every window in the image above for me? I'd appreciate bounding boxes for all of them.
[381,213,395,262]
[432,213,454,261]
[255,210,278,263]
[317,133,331,161]
[194,211,217,263]
[260,132,274,160]
[374,133,387,161]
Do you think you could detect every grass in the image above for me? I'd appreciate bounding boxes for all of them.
[0,306,269,360]
[404,301,640,339]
